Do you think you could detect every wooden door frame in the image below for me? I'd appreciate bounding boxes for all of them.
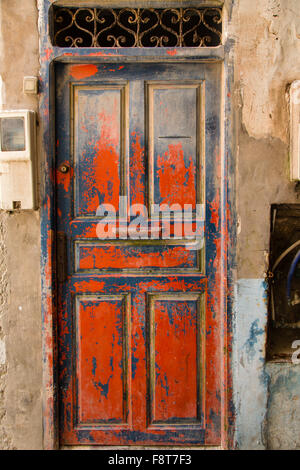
[39,0,235,450]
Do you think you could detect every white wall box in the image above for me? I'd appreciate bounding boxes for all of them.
[0,110,37,210]
[290,81,300,181]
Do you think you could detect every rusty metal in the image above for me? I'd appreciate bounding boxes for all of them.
[52,7,222,48]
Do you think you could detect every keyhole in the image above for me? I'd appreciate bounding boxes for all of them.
[59,164,70,174]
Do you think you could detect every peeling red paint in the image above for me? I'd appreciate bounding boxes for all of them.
[157,143,196,207]
[154,300,198,423]
[70,64,98,79]
[77,299,125,424]
[167,49,178,56]
[42,47,53,62]
[56,161,72,193]
[78,244,196,271]
[130,131,145,207]
[210,189,220,230]
[79,96,121,214]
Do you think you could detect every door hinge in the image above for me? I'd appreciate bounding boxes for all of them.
[57,231,68,283]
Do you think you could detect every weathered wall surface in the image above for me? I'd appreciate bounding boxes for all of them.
[234,0,300,280]
[233,279,268,449]
[266,363,300,450]
[0,0,42,450]
[231,0,300,450]
[0,0,299,450]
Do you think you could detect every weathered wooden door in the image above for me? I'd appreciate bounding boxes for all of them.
[56,61,223,446]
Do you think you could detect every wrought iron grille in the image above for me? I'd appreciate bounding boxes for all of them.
[51,6,222,48]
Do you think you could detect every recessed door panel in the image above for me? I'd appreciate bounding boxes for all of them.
[75,240,200,273]
[148,83,202,210]
[74,85,128,217]
[148,293,204,427]
[75,294,130,427]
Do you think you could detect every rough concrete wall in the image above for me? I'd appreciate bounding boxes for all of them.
[0,0,42,450]
[0,212,11,449]
[266,363,300,450]
[235,0,299,280]
[231,0,300,450]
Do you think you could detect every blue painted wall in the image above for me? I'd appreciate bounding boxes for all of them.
[233,279,269,449]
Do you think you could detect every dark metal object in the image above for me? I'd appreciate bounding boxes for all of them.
[268,204,300,326]
[287,249,300,302]
[57,232,67,282]
[52,6,222,48]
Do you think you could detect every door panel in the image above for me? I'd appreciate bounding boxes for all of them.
[76,294,130,427]
[75,240,200,273]
[56,62,222,446]
[149,83,201,210]
[148,293,204,427]
[74,84,128,217]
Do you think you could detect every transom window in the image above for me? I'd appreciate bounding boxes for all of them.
[51,6,222,48]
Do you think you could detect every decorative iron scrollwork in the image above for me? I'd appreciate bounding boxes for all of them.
[52,6,222,48]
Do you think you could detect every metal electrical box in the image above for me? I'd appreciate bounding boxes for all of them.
[0,110,37,210]
[267,204,300,361]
